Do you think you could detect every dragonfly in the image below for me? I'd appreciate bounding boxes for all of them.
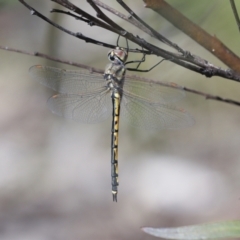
[29,47,194,202]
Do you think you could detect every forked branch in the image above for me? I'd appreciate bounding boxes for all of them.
[18,0,240,82]
[2,0,239,108]
[143,0,240,73]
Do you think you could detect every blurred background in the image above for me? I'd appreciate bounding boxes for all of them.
[0,0,240,239]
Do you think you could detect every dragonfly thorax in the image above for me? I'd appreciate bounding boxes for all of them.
[104,62,126,90]
[105,47,127,90]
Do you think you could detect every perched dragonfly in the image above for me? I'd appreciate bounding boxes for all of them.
[29,47,194,202]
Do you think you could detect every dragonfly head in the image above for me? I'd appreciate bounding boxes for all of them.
[108,47,128,65]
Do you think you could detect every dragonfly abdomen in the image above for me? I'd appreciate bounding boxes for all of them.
[111,90,121,202]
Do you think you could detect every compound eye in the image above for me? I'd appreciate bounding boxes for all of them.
[110,56,115,61]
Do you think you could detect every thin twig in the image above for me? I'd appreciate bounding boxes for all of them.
[92,0,153,37]
[1,45,240,107]
[230,0,240,31]
[183,87,240,107]
[51,0,118,33]
[51,9,96,25]
[0,46,103,74]
[18,0,116,49]
[87,0,124,31]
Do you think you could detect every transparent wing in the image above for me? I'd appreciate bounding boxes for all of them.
[121,95,194,130]
[47,90,112,123]
[123,75,185,104]
[29,65,105,94]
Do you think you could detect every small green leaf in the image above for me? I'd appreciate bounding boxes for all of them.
[142,220,240,240]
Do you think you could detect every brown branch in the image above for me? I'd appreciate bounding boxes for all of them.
[1,45,240,108]
[143,0,240,73]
